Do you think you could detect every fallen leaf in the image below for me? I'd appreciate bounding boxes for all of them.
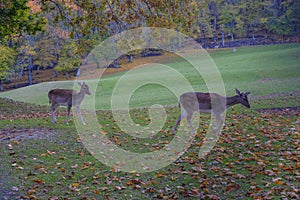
[71,182,80,188]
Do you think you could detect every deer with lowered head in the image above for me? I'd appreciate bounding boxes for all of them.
[172,88,250,134]
[48,82,91,125]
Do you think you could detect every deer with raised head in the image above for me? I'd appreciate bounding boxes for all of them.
[48,82,91,125]
[172,89,250,134]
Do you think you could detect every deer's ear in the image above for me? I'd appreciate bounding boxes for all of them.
[235,88,241,95]
[78,82,82,86]
[245,92,251,96]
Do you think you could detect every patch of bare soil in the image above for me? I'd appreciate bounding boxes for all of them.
[259,77,273,83]
[0,128,58,141]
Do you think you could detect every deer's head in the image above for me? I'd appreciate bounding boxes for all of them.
[78,82,91,95]
[235,88,251,108]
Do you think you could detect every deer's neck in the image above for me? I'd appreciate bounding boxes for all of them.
[226,95,240,108]
[73,89,85,105]
[79,89,86,99]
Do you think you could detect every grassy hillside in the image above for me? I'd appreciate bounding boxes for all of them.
[0,43,299,110]
[211,44,300,95]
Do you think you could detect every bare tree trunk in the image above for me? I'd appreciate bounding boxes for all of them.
[202,30,206,48]
[19,67,24,77]
[27,35,35,85]
[127,54,133,63]
[177,31,182,49]
[76,67,80,76]
[222,31,225,46]
[53,68,57,78]
[0,80,3,91]
[113,59,119,68]
[28,54,33,85]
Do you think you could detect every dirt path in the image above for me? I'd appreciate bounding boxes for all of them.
[251,91,300,100]
[0,128,58,141]
[257,106,300,115]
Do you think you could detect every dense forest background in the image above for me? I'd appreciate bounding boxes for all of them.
[0,0,299,91]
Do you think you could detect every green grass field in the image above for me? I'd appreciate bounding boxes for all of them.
[0,43,299,199]
[1,43,300,110]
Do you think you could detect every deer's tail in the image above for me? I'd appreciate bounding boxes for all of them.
[178,102,181,108]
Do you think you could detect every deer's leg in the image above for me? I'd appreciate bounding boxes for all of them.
[76,106,86,125]
[214,112,223,131]
[172,110,187,134]
[50,104,59,124]
[66,105,71,124]
[186,111,196,134]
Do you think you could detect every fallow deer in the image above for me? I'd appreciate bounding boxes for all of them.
[48,82,91,125]
[172,89,250,134]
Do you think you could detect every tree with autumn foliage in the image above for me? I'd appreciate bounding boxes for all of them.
[0,45,15,91]
[55,40,81,79]
[266,0,297,39]
[0,0,45,40]
[0,0,46,88]
[40,0,199,52]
